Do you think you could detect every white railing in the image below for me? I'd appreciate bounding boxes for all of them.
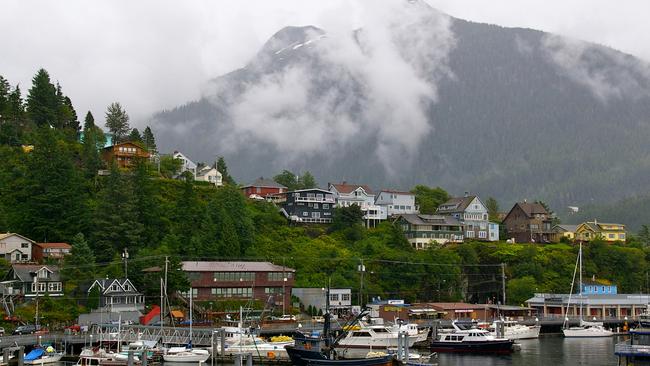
[291,217,333,224]
[295,196,335,203]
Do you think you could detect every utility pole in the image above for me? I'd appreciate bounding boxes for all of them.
[163,256,169,327]
[358,259,365,306]
[282,257,287,315]
[34,276,39,329]
[122,248,129,278]
[501,263,507,305]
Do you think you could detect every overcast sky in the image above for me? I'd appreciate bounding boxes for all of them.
[1,0,648,127]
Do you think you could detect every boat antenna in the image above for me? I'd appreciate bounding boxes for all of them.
[323,278,332,359]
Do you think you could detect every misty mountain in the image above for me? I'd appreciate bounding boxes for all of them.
[151,1,650,211]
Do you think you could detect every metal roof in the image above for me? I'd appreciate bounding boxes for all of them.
[181,261,295,272]
[526,293,650,306]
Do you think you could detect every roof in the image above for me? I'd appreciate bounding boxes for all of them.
[526,293,649,306]
[88,278,139,294]
[102,141,146,151]
[582,279,614,286]
[241,177,287,189]
[182,261,295,273]
[437,195,478,214]
[378,189,414,196]
[286,188,331,194]
[397,214,462,226]
[11,264,60,282]
[579,221,626,233]
[35,242,71,249]
[554,224,578,232]
[0,233,36,243]
[427,302,487,311]
[329,182,374,195]
[503,201,551,223]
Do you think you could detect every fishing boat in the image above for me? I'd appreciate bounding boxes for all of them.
[24,347,63,365]
[430,321,514,354]
[76,348,114,366]
[285,286,396,366]
[562,243,613,338]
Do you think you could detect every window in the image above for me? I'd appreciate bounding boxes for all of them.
[182,288,198,298]
[619,234,625,239]
[110,284,120,292]
[352,331,371,337]
[211,287,251,298]
[21,243,29,248]
[256,187,261,194]
[21,254,28,260]
[302,212,308,217]
[268,272,287,281]
[31,283,46,292]
[48,282,61,292]
[265,287,283,294]
[323,204,329,209]
[342,293,350,301]
[330,294,339,301]
[608,234,615,239]
[312,212,321,218]
[314,203,319,209]
[213,272,254,282]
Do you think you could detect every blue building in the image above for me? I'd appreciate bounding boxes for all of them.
[580,279,617,295]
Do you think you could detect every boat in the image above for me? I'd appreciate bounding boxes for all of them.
[285,286,397,366]
[24,347,63,365]
[490,318,541,340]
[562,242,613,338]
[615,321,650,364]
[430,321,514,354]
[76,348,114,366]
[389,320,429,344]
[162,346,210,363]
[336,322,420,357]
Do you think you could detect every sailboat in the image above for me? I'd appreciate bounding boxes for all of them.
[163,287,211,363]
[562,242,613,338]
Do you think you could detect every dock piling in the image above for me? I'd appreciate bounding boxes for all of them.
[17,347,24,366]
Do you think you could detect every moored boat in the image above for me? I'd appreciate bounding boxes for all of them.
[162,346,210,363]
[490,318,541,340]
[430,321,514,354]
[24,347,63,365]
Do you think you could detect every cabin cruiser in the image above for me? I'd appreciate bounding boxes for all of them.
[490,318,541,340]
[563,320,613,338]
[162,346,210,363]
[430,321,514,354]
[336,323,419,358]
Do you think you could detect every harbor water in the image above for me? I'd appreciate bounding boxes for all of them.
[41,335,625,366]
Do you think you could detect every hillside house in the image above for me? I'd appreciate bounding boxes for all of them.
[502,202,553,243]
[86,278,145,312]
[575,221,626,242]
[395,214,464,249]
[32,242,71,262]
[328,182,386,227]
[281,188,336,224]
[101,141,151,168]
[375,190,418,217]
[4,264,63,298]
[551,224,579,242]
[0,233,34,262]
[172,151,197,178]
[241,177,287,199]
[436,194,498,241]
[196,166,223,186]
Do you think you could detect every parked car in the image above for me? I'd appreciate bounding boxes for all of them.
[13,324,39,335]
[312,316,325,323]
[271,314,296,322]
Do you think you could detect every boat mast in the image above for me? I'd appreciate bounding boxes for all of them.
[324,282,332,359]
[579,242,583,323]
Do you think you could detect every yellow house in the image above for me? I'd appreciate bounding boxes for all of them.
[575,220,626,242]
[551,224,578,242]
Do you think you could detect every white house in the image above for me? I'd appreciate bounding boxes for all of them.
[172,151,197,178]
[292,287,352,317]
[374,190,417,217]
[86,278,145,312]
[0,233,34,262]
[196,166,223,186]
[328,182,386,227]
[436,194,498,241]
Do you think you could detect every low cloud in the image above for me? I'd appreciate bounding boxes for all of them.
[542,34,650,102]
[219,0,456,174]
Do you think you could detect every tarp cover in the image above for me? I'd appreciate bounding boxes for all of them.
[24,348,45,361]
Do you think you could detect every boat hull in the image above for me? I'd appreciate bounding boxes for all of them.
[285,346,395,366]
[430,340,514,354]
[501,326,541,340]
[25,354,63,365]
[562,328,613,338]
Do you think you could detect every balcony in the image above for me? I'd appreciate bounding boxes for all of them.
[295,196,335,204]
[290,217,333,224]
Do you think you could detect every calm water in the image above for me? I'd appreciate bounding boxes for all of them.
[436,334,623,366]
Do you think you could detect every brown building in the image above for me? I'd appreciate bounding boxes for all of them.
[101,142,151,168]
[33,242,71,262]
[502,201,553,243]
[181,261,295,313]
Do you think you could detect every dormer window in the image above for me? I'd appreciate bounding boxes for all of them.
[124,284,131,291]
[111,284,119,292]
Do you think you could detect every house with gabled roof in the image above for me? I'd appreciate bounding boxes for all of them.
[575,220,626,243]
[0,233,35,262]
[241,177,287,198]
[101,141,151,168]
[4,264,63,298]
[281,188,336,224]
[172,151,198,178]
[502,201,554,243]
[87,278,145,312]
[437,193,497,241]
[551,224,579,242]
[328,182,386,227]
[395,214,464,249]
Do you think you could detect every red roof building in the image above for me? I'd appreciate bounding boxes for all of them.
[33,242,72,262]
[241,177,287,198]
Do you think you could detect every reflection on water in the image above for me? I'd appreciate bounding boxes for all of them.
[437,334,623,366]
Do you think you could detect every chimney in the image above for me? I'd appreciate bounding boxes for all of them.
[592,274,596,281]
[594,218,597,224]
[464,191,469,197]
[523,199,527,203]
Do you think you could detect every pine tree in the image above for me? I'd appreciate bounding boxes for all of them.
[81,111,105,178]
[105,102,130,144]
[299,171,317,189]
[62,233,96,285]
[62,96,80,134]
[132,159,161,247]
[486,197,500,222]
[0,79,25,145]
[216,156,235,185]
[91,162,143,262]
[129,128,143,143]
[142,126,156,153]
[274,170,299,191]
[26,69,59,127]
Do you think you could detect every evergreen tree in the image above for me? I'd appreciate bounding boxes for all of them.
[26,69,59,127]
[486,197,500,222]
[91,162,143,262]
[19,127,85,241]
[129,128,143,142]
[81,111,105,178]
[273,170,299,191]
[639,225,650,247]
[142,126,156,153]
[410,185,449,214]
[105,102,130,144]
[61,95,80,134]
[132,159,161,247]
[216,156,235,185]
[171,178,202,257]
[62,233,96,287]
[0,79,25,145]
[299,171,317,189]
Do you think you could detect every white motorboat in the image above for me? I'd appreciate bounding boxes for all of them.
[390,321,430,343]
[491,319,541,340]
[431,321,514,354]
[24,347,63,365]
[562,243,613,338]
[162,346,210,363]
[336,322,420,358]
